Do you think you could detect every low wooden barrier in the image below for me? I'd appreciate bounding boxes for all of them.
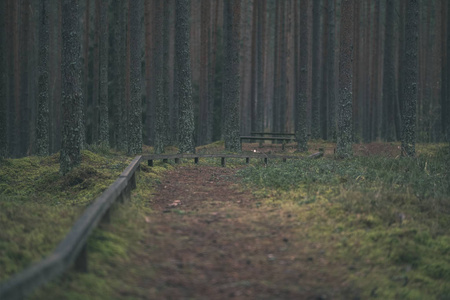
[0,151,323,300]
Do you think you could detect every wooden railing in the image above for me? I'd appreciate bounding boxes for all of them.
[0,152,322,300]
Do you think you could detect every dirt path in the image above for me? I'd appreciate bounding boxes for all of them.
[129,166,355,300]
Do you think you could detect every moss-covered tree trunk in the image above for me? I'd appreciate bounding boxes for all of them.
[36,0,50,156]
[176,0,195,153]
[60,0,83,175]
[127,0,142,155]
[295,0,308,152]
[0,0,6,157]
[336,0,354,158]
[223,0,241,152]
[99,0,109,145]
[401,0,419,157]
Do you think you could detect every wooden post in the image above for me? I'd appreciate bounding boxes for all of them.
[264,157,268,165]
[75,244,88,273]
[175,158,180,164]
[194,157,199,164]
[246,157,250,164]
[130,173,137,190]
[148,159,153,167]
[282,140,286,151]
[221,157,226,167]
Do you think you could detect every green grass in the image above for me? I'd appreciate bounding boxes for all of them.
[237,144,450,299]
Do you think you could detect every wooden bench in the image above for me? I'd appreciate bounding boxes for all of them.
[240,135,296,150]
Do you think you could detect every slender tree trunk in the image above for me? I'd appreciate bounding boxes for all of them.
[82,0,90,146]
[176,0,195,153]
[272,0,280,134]
[0,0,6,157]
[256,0,266,134]
[295,0,308,152]
[60,0,83,174]
[327,0,337,141]
[198,0,210,146]
[401,0,419,157]
[311,0,321,139]
[91,0,100,144]
[36,0,50,156]
[99,0,109,145]
[127,0,143,155]
[19,0,30,156]
[223,0,241,151]
[250,0,257,133]
[445,0,450,145]
[154,0,165,153]
[336,0,354,158]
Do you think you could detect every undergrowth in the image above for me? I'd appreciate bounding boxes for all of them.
[237,144,450,299]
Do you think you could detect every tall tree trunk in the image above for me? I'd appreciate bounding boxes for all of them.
[256,0,266,134]
[382,0,397,142]
[0,0,6,157]
[198,0,210,145]
[327,0,337,141]
[223,0,241,151]
[92,0,100,144]
[127,0,143,155]
[271,0,280,134]
[176,0,195,153]
[321,0,329,139]
[295,0,308,152]
[99,0,109,145]
[19,0,30,156]
[154,0,165,154]
[60,0,83,174]
[82,0,90,147]
[401,0,419,157]
[36,0,50,156]
[336,0,354,158]
[444,0,450,145]
[250,0,257,133]
[311,0,321,139]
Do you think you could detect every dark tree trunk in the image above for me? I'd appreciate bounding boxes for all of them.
[0,0,6,157]
[92,0,100,144]
[99,0,109,145]
[444,0,450,145]
[19,0,30,156]
[127,0,142,155]
[36,0,50,156]
[311,0,321,139]
[402,0,419,156]
[382,0,397,142]
[154,0,165,154]
[336,0,354,158]
[198,0,210,146]
[223,0,241,152]
[401,0,419,157]
[295,0,308,152]
[60,0,83,174]
[176,0,195,153]
[327,0,337,141]
[272,0,280,134]
[256,0,266,134]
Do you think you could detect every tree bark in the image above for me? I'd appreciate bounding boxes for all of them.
[127,0,143,155]
[60,0,83,174]
[311,0,321,139]
[295,0,308,152]
[36,0,50,156]
[336,0,354,158]
[176,0,195,153]
[99,0,109,145]
[223,0,241,151]
[401,0,419,157]
[0,0,6,157]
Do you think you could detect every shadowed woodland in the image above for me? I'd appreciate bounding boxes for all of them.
[1,0,450,299]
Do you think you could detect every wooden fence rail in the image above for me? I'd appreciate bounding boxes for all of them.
[0,151,322,300]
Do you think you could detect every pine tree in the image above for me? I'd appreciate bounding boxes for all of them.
[0,0,6,157]
[336,0,354,158]
[223,0,241,152]
[127,0,143,155]
[176,0,195,153]
[401,0,419,157]
[295,0,308,152]
[60,0,83,174]
[36,0,50,156]
[99,0,109,145]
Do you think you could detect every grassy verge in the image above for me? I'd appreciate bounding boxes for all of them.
[237,144,450,299]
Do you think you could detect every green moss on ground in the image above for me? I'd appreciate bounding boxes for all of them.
[238,143,450,299]
[0,149,132,281]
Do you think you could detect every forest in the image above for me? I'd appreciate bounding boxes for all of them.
[1,0,449,163]
[1,0,450,299]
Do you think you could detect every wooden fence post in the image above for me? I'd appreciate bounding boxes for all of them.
[221,157,226,167]
[246,157,250,164]
[74,244,88,273]
[148,160,153,167]
[194,157,199,164]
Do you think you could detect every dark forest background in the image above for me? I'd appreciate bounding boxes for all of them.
[0,0,449,159]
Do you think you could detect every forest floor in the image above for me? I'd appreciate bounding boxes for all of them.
[1,141,448,300]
